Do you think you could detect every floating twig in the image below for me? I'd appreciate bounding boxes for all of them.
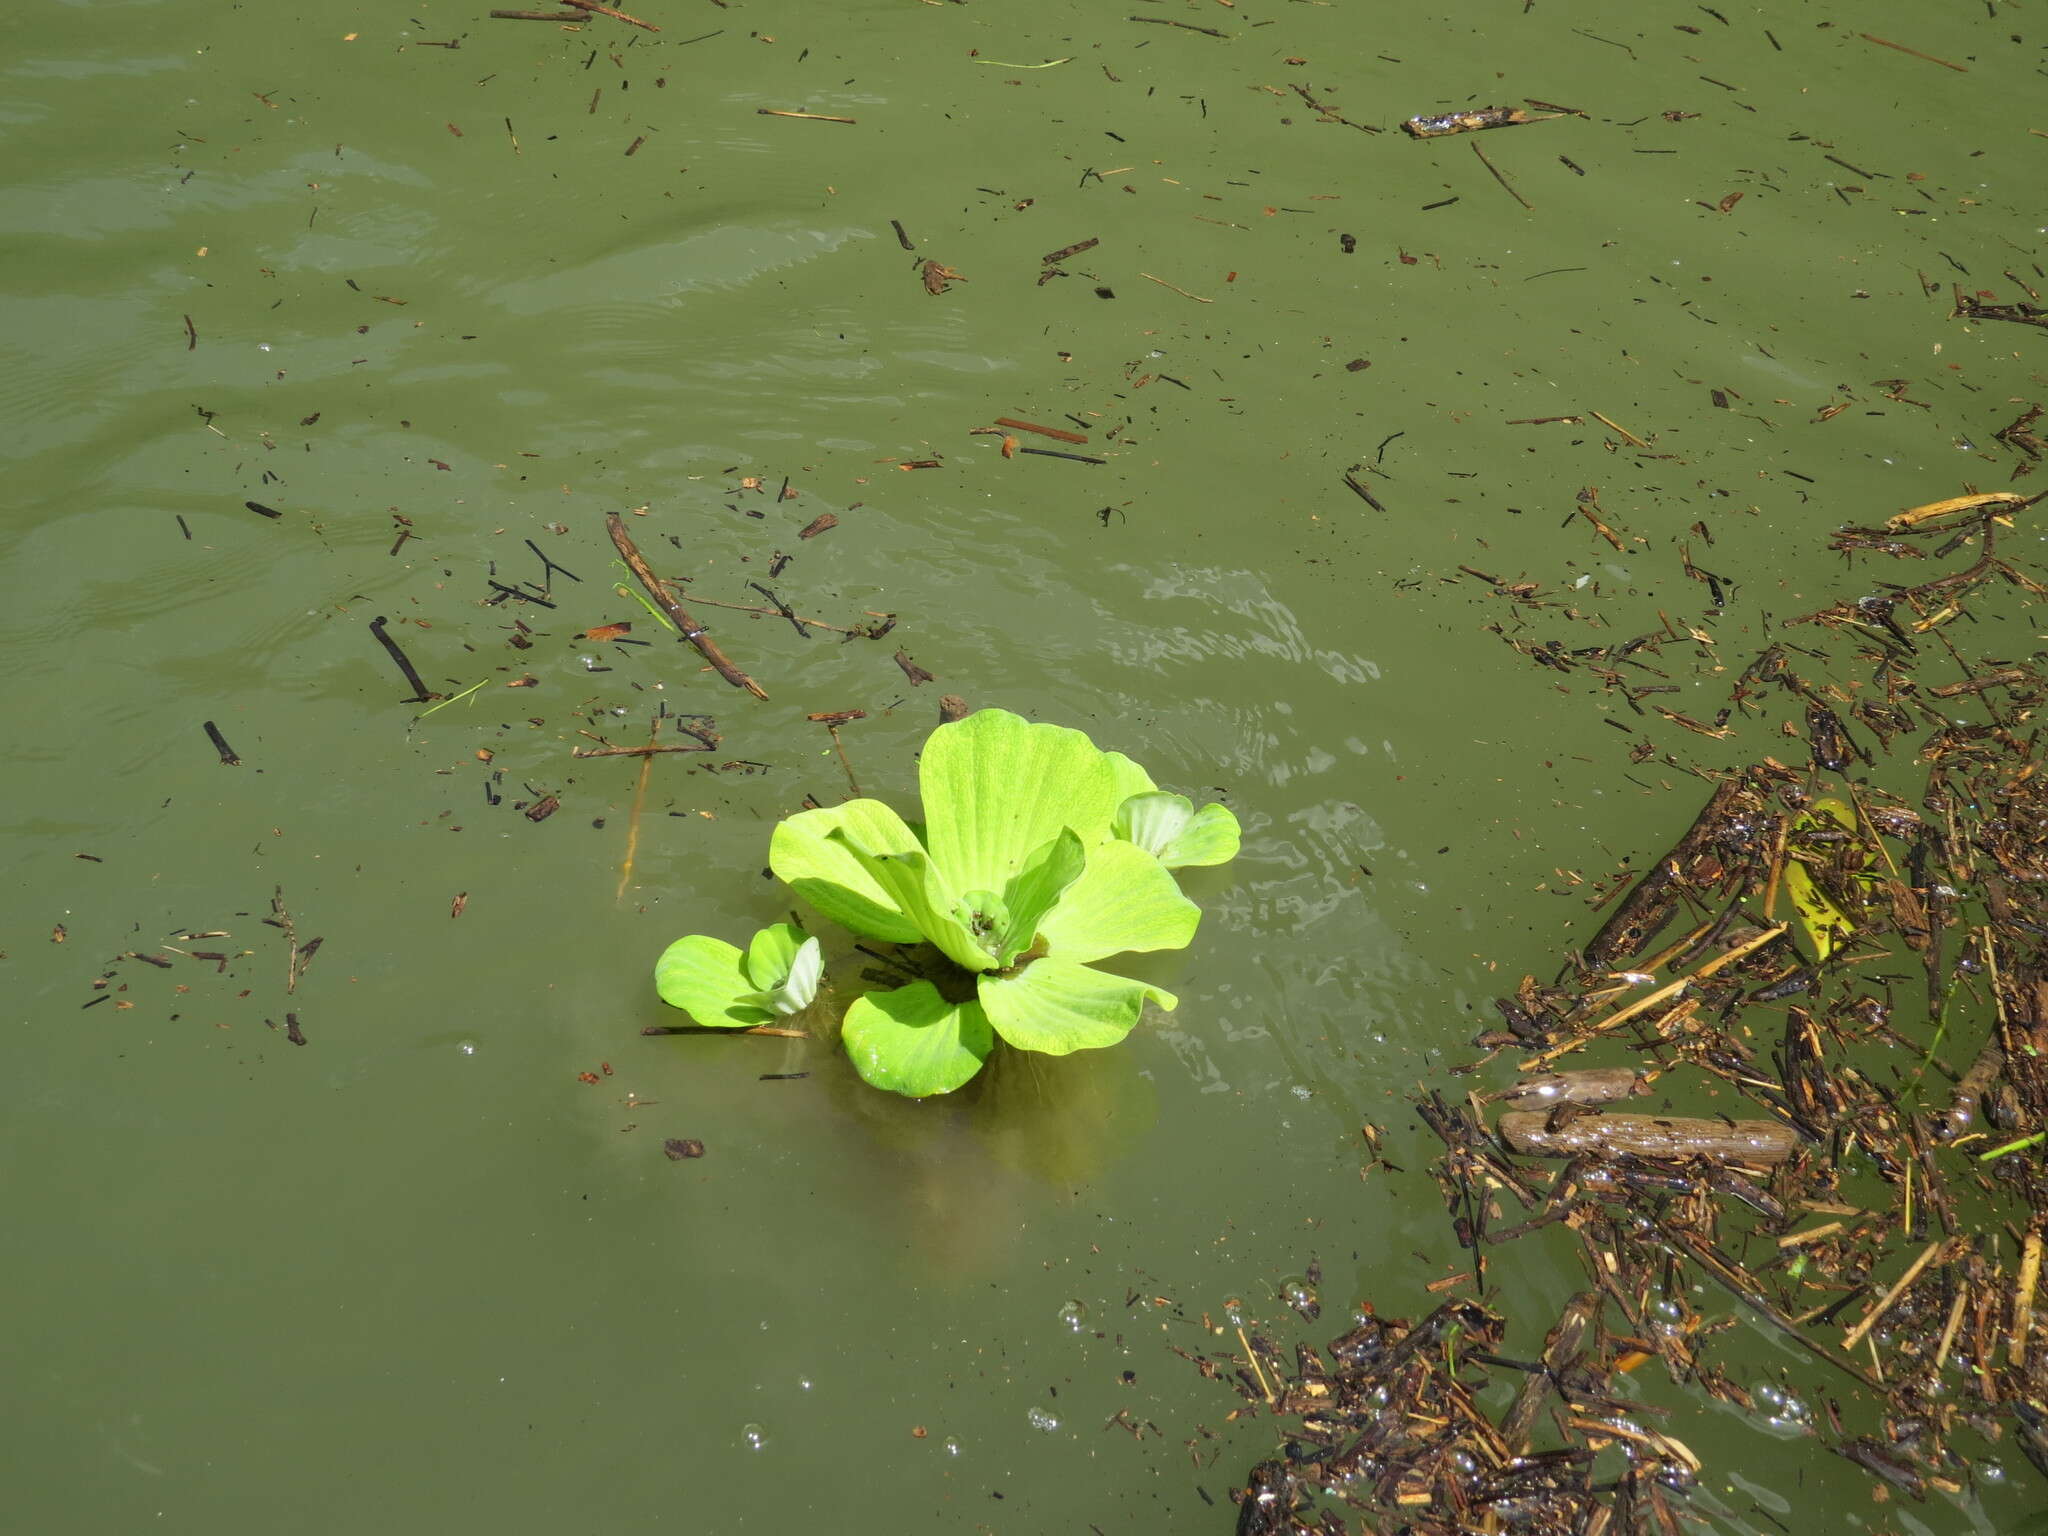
[1470,140,1533,210]
[1841,1239,1953,1353]
[1860,33,1967,71]
[757,108,856,124]
[1129,15,1229,38]
[1139,271,1213,303]
[559,0,659,30]
[676,592,863,635]
[808,711,866,798]
[605,510,767,700]
[995,416,1088,445]
[1342,471,1386,511]
[202,721,241,766]
[1019,447,1106,464]
[369,615,439,703]
[415,680,489,719]
[572,742,715,758]
[1522,924,1788,1069]
[268,886,321,996]
[747,581,811,640]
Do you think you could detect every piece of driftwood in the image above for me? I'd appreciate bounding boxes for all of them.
[1487,1067,1647,1108]
[1497,1111,1798,1164]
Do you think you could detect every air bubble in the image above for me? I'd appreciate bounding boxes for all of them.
[1057,1300,1088,1331]
[741,1422,770,1451]
[1280,1276,1320,1321]
[1026,1407,1060,1433]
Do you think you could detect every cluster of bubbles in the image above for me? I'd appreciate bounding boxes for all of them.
[1751,1381,1813,1438]
[1279,1276,1320,1319]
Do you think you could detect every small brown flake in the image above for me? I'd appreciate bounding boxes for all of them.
[663,1137,706,1160]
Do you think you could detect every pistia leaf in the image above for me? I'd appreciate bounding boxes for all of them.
[654,934,776,1028]
[738,924,822,1016]
[993,828,1086,965]
[919,710,1130,897]
[1036,839,1200,962]
[768,799,924,942]
[1114,791,1242,869]
[826,830,992,974]
[840,981,993,1097]
[977,956,1176,1055]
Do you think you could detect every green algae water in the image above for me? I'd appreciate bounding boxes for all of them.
[4,1,2044,1530]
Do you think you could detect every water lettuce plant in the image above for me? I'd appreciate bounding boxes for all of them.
[654,708,1239,1097]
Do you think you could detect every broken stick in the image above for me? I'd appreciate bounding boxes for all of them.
[605,511,768,700]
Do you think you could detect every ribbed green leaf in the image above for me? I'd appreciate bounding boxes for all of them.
[919,709,1128,898]
[737,924,821,1016]
[653,934,774,1028]
[994,828,1086,965]
[742,922,801,990]
[977,957,1176,1055]
[1162,802,1241,868]
[1114,792,1241,869]
[1114,792,1194,858]
[768,799,923,943]
[841,981,993,1097]
[825,830,992,973]
[1035,838,1200,962]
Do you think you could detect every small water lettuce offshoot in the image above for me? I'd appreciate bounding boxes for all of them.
[654,709,1240,1097]
[654,921,822,1027]
[1112,791,1242,869]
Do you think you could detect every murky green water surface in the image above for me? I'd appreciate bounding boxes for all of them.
[6,1,2044,1530]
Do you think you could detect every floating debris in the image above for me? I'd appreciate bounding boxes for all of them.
[1229,490,2048,1521]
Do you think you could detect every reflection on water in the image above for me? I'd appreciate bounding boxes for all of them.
[1117,563,1380,686]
